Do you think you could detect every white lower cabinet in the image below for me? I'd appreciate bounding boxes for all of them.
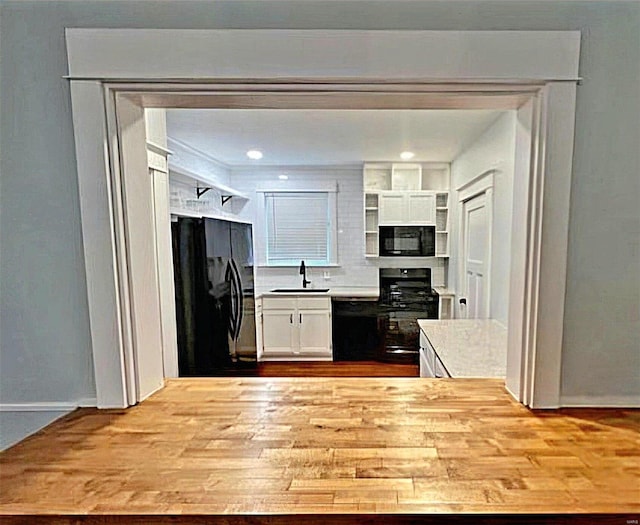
[419,330,450,378]
[261,296,332,360]
[419,346,435,378]
[262,309,295,354]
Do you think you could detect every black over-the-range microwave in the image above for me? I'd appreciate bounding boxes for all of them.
[379,225,436,257]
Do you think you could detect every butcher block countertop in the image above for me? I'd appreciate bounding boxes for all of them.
[417,319,508,378]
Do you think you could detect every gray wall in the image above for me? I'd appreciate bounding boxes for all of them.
[1,1,638,443]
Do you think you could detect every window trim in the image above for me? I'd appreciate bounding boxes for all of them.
[256,182,338,267]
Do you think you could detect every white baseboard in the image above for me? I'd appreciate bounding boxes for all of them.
[0,402,78,412]
[137,381,165,404]
[504,383,520,403]
[560,395,640,408]
[0,397,97,412]
[77,397,98,407]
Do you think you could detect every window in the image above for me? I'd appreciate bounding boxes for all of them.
[264,190,337,266]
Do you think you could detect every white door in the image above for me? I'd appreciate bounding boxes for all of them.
[461,193,490,319]
[297,309,332,356]
[407,193,436,224]
[262,310,295,355]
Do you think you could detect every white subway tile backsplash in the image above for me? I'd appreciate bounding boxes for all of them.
[228,167,447,291]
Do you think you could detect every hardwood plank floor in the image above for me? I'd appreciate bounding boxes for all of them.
[258,360,419,377]
[0,378,638,523]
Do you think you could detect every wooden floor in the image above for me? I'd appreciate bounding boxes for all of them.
[258,360,419,377]
[0,378,638,521]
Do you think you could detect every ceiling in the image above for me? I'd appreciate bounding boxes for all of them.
[166,109,506,167]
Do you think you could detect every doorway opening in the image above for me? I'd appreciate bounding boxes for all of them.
[103,86,545,405]
[67,26,580,411]
[159,107,518,381]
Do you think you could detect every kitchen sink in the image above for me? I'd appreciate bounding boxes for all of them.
[270,288,330,293]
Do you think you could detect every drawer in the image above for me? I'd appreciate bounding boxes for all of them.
[262,297,297,310]
[297,296,331,310]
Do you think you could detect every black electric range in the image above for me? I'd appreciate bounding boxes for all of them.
[377,268,439,363]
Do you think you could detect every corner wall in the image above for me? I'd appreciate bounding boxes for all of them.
[450,112,517,325]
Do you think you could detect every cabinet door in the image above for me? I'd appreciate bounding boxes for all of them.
[262,310,295,355]
[297,309,332,356]
[419,345,435,378]
[407,193,435,224]
[378,192,406,224]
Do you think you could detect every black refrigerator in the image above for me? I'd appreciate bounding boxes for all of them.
[171,217,257,376]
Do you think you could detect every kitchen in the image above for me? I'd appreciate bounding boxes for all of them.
[158,107,517,382]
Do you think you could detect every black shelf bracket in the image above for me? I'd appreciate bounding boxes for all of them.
[221,195,233,206]
[196,187,212,199]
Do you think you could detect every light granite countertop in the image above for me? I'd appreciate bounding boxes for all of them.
[417,319,508,378]
[433,286,454,296]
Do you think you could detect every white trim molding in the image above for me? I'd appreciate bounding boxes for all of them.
[65,29,580,81]
[66,29,580,409]
[146,141,173,157]
[561,396,640,408]
[457,169,497,199]
[0,402,77,412]
[0,397,97,412]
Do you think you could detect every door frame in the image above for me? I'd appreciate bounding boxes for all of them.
[66,29,579,409]
[457,172,495,319]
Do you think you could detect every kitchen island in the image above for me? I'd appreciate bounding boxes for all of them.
[417,319,507,378]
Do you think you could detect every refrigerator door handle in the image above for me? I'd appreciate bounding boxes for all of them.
[229,258,244,341]
[225,261,238,339]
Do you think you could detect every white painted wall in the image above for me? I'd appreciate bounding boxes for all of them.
[1,1,638,448]
[450,112,517,325]
[229,167,447,293]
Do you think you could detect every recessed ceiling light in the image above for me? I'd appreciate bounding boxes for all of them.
[400,151,415,160]
[246,149,263,160]
[278,174,289,180]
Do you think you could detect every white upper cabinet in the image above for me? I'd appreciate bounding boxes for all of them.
[379,192,435,225]
[407,193,436,224]
[363,162,450,256]
[378,192,407,224]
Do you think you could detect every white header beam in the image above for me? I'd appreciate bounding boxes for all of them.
[66,29,580,81]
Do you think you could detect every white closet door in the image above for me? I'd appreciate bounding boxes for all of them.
[462,193,490,319]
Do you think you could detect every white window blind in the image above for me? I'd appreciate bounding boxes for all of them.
[265,192,331,265]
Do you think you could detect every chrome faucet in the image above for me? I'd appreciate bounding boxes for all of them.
[299,260,311,288]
